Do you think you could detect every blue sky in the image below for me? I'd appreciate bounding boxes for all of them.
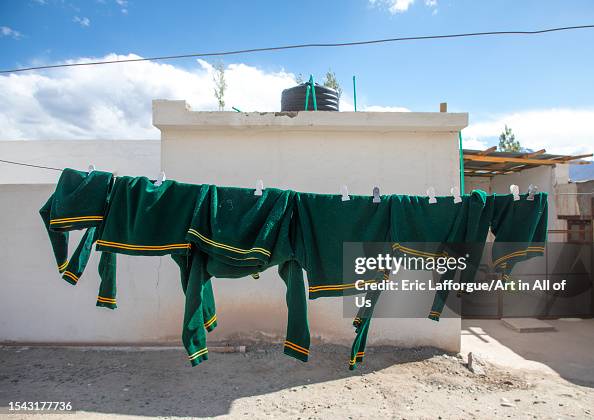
[1,0,593,154]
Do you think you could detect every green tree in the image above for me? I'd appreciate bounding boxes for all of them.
[498,125,521,152]
[323,69,342,98]
[213,62,226,111]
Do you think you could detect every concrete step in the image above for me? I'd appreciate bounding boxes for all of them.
[502,318,557,333]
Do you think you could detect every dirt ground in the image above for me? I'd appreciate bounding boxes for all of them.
[1,343,593,420]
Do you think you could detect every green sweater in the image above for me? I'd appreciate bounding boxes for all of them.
[186,186,310,362]
[293,192,391,299]
[96,177,202,256]
[39,168,113,286]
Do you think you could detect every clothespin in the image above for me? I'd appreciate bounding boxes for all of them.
[88,164,95,173]
[451,187,462,203]
[254,179,264,196]
[154,171,166,186]
[510,184,520,201]
[341,185,350,201]
[427,187,437,204]
[372,186,381,203]
[526,184,538,201]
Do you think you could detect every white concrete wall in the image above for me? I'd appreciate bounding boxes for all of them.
[0,184,185,344]
[157,100,468,352]
[0,140,160,184]
[464,176,491,194]
[0,106,468,352]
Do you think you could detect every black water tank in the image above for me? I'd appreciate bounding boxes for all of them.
[281,83,339,111]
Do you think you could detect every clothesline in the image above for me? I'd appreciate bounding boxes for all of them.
[1,158,539,201]
[0,158,63,172]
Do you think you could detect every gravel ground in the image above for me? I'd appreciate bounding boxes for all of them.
[1,344,593,419]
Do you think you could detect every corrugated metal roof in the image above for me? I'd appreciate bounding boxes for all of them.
[463,148,592,177]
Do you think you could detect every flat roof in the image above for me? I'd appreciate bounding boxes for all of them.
[152,100,468,132]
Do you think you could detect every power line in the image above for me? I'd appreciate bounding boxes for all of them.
[0,158,63,171]
[1,24,593,74]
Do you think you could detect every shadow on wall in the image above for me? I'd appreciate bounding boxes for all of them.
[0,344,443,417]
[463,319,594,388]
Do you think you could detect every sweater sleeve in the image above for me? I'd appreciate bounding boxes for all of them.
[279,260,310,362]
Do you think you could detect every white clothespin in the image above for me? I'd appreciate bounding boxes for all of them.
[254,179,264,196]
[427,187,437,204]
[88,164,95,173]
[372,186,381,203]
[340,185,350,201]
[451,187,462,203]
[526,184,538,201]
[510,184,520,201]
[154,171,166,186]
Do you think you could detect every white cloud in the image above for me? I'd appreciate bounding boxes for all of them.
[370,0,437,14]
[465,109,594,157]
[1,26,23,40]
[461,137,488,150]
[388,0,415,13]
[115,0,128,13]
[73,16,91,27]
[0,54,297,139]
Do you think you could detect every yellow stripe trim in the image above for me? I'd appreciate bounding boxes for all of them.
[308,280,377,292]
[97,296,116,302]
[188,348,208,361]
[284,341,309,356]
[393,243,443,256]
[96,240,190,251]
[493,246,546,267]
[187,229,271,257]
[58,260,69,271]
[284,340,309,354]
[50,216,103,224]
[203,314,217,328]
[392,243,448,258]
[63,271,79,282]
[50,215,104,222]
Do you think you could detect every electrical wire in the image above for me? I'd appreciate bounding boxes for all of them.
[0,158,63,171]
[1,24,593,74]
